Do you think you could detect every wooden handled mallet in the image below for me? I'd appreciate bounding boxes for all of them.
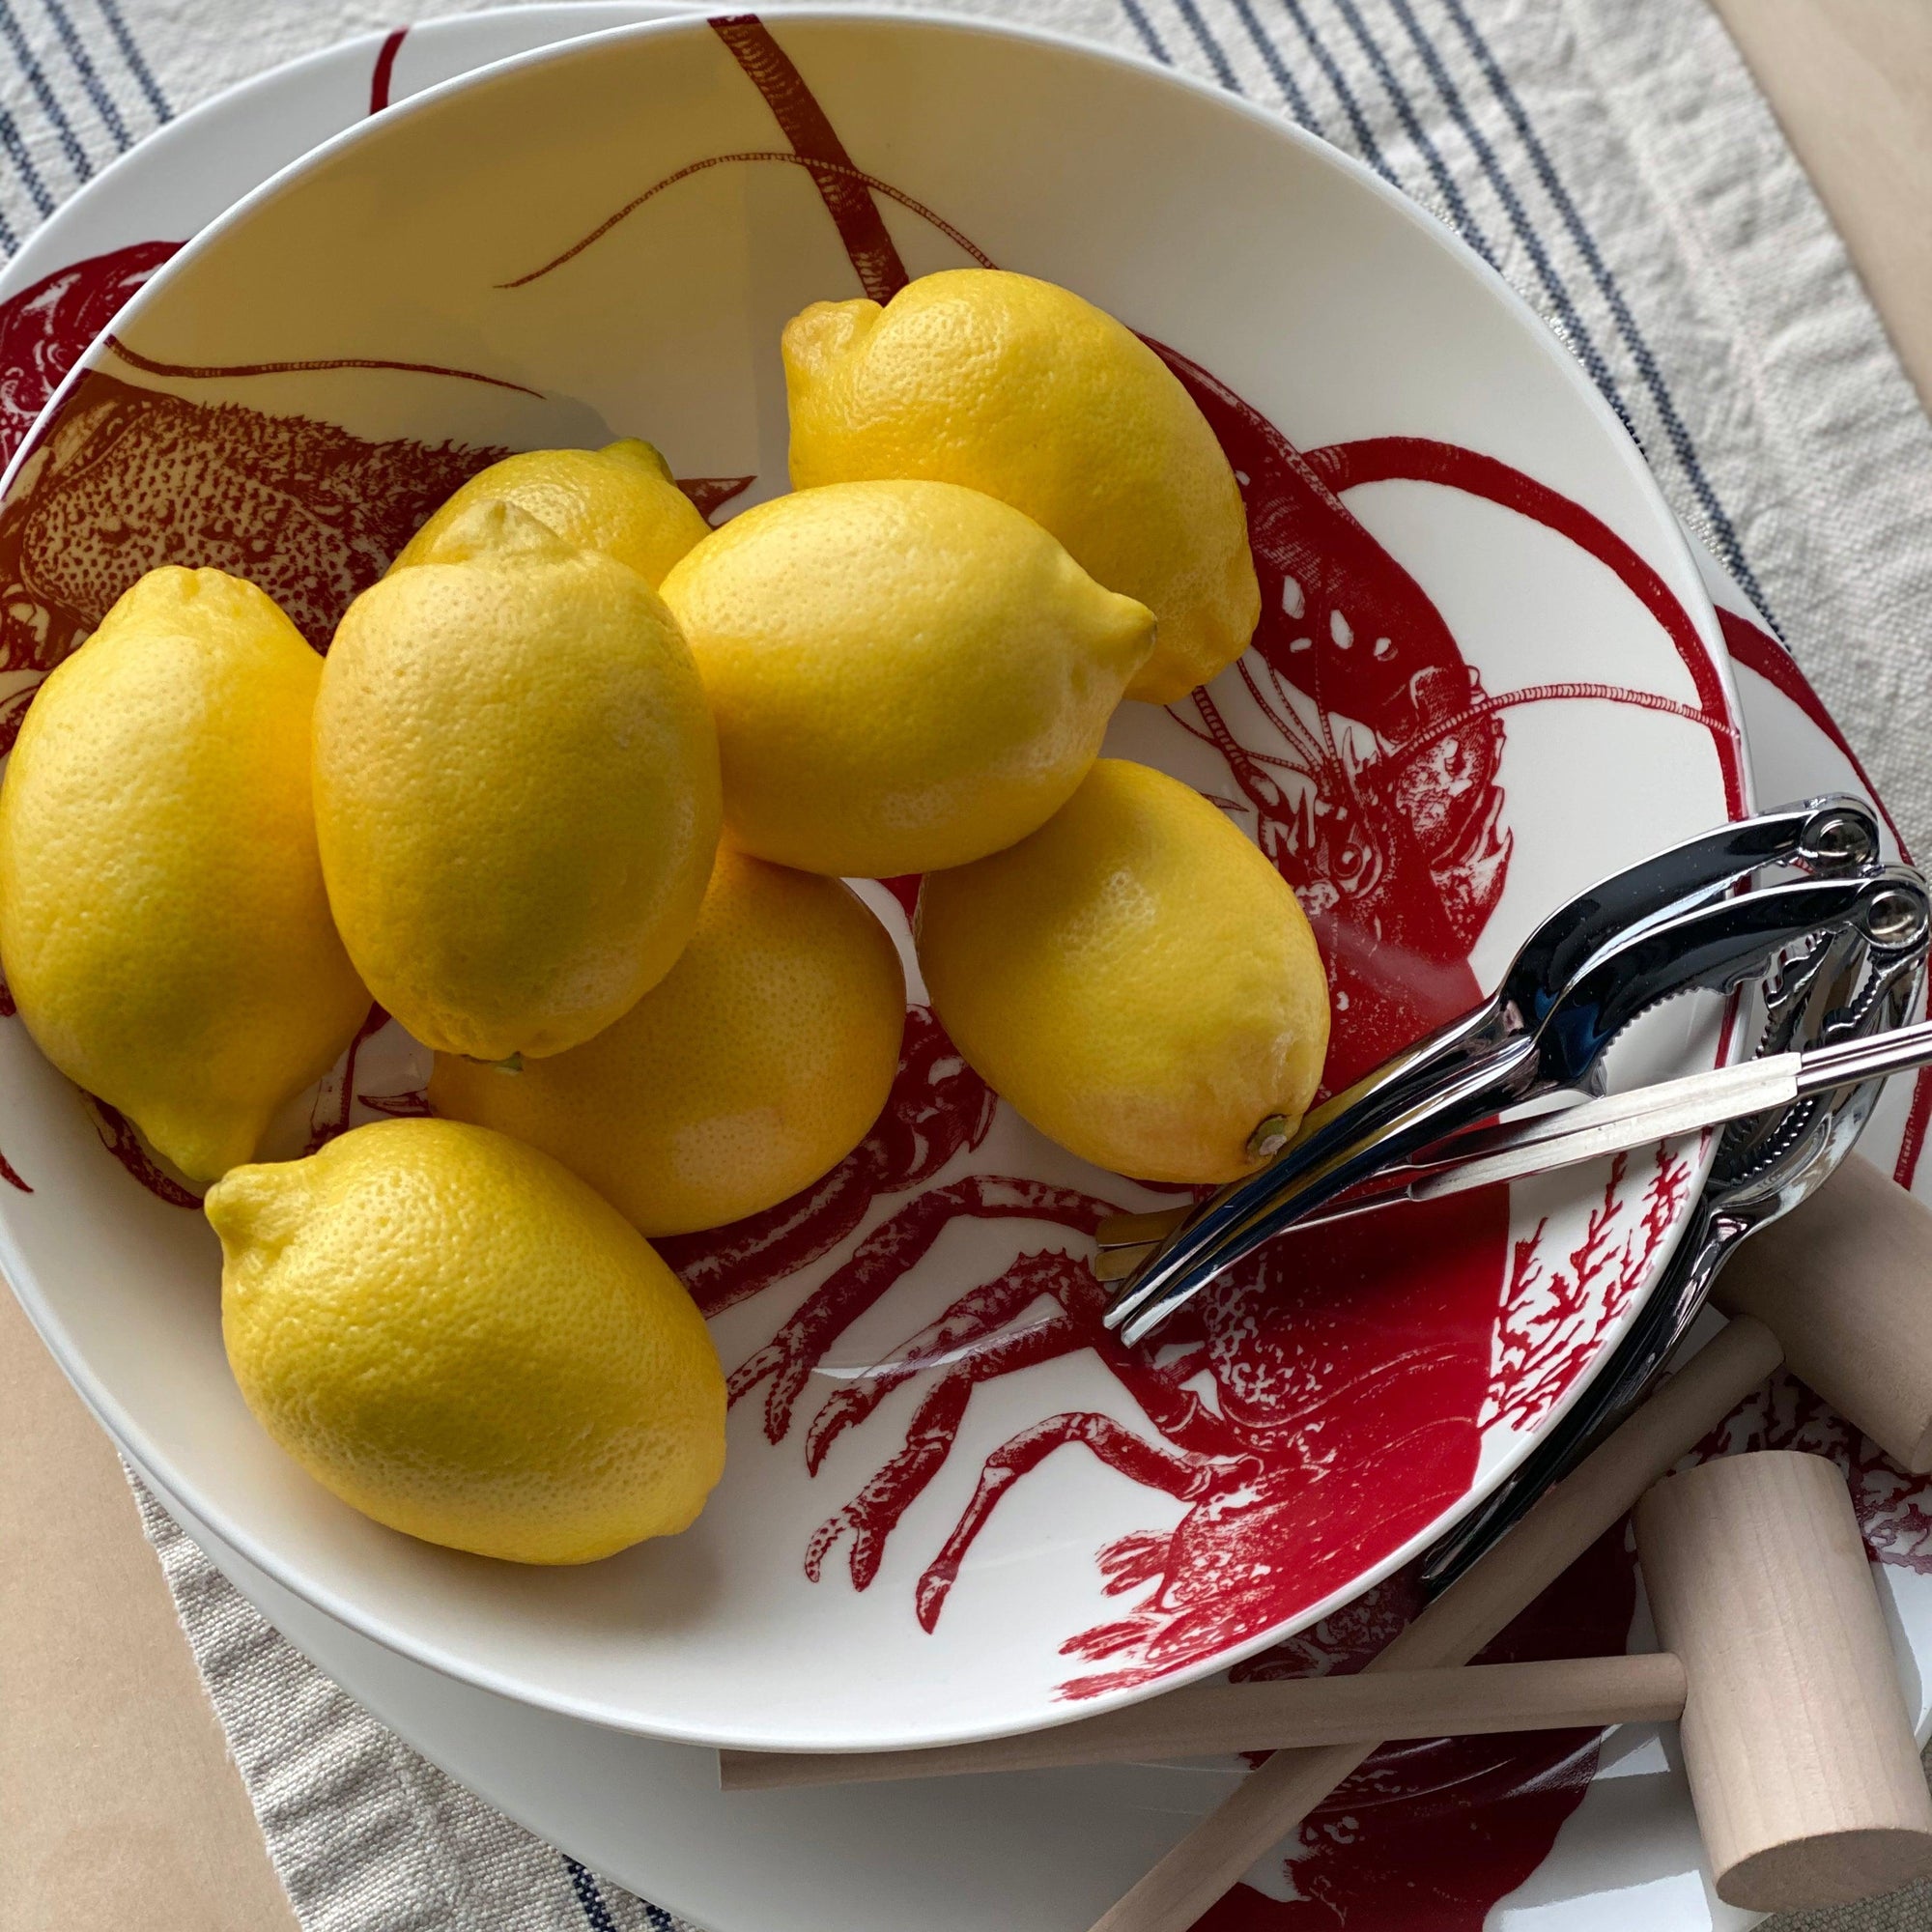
[724,1160,1932,1927]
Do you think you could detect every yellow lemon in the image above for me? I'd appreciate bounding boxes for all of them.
[917,758,1329,1184]
[316,501,721,1062]
[0,567,369,1182]
[432,848,904,1236]
[783,269,1259,705]
[392,439,708,586]
[658,480,1152,877]
[209,1117,725,1565]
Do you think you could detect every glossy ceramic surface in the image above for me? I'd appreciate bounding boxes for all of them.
[0,6,1751,1755]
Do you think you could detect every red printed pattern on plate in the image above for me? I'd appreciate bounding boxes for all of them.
[0,17,1831,1924]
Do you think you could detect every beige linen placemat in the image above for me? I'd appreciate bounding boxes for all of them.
[7,0,1932,1924]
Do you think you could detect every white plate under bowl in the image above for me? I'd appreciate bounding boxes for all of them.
[0,7,1748,1756]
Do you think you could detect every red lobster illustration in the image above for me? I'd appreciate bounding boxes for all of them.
[0,16,1772,1922]
[1197,1364,1932,1932]
[675,372,1717,1699]
[1201,1520,1639,1930]
[0,360,509,753]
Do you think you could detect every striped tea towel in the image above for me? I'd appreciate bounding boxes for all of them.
[5,0,1932,1927]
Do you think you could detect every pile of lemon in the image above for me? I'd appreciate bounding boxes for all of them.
[0,270,1329,1565]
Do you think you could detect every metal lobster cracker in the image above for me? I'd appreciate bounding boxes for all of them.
[1101,794,1912,1345]
[1418,862,1932,1591]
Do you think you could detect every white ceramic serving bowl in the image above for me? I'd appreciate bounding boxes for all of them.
[0,9,1748,1753]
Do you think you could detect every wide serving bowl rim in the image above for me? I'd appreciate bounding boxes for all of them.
[0,2,1743,1749]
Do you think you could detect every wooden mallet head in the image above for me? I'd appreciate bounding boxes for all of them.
[1635,1448,1932,1911]
[1715,1151,1932,1472]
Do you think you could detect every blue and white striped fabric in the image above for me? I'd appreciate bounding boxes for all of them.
[0,0,168,258]
[8,1,1931,1926]
[133,1481,693,1932]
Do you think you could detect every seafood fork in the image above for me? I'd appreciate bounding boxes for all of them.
[1097,797,1898,1346]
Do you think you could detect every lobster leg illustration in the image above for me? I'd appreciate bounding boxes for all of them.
[917,1411,1259,1635]
[805,1282,1249,1623]
[804,1257,1104,1594]
[802,1244,1224,1476]
[810,1191,1502,1678]
[804,1247,1247,1605]
[727,1175,1114,1442]
[803,1250,1094,1475]
[303,1003,389,1153]
[661,1005,996,1319]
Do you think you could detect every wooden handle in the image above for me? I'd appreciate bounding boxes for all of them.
[1715,1153,1932,1471]
[1085,1314,1786,1932]
[718,1652,1687,1789]
[1635,1449,1932,1912]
